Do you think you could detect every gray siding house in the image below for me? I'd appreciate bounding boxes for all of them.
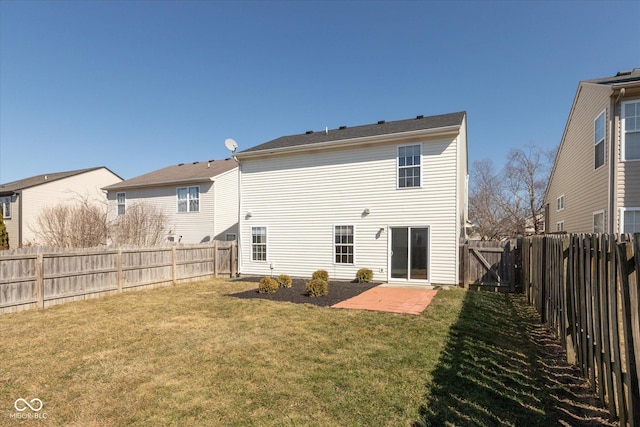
[545,68,640,234]
[103,159,238,244]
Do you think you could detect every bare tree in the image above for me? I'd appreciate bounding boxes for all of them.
[469,143,556,240]
[109,202,168,246]
[35,197,109,247]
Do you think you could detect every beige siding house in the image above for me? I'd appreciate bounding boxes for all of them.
[103,159,238,244]
[0,167,122,247]
[236,112,468,285]
[545,68,640,234]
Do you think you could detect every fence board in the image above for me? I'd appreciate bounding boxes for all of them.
[0,241,237,314]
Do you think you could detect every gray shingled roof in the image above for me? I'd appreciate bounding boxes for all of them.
[103,159,237,191]
[239,111,466,155]
[585,68,640,85]
[0,167,116,196]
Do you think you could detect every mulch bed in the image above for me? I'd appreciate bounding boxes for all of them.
[228,277,380,307]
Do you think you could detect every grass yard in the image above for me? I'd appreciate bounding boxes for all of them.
[0,279,612,426]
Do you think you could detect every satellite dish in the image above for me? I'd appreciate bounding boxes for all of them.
[224,138,238,152]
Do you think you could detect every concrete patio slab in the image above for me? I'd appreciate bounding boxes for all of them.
[332,286,438,315]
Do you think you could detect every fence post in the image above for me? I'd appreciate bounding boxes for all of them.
[231,240,238,278]
[213,241,218,278]
[172,246,177,285]
[461,243,469,289]
[35,254,44,309]
[116,248,123,292]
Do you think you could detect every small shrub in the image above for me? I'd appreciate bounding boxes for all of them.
[355,268,374,283]
[306,278,328,297]
[277,274,292,288]
[311,270,329,282]
[258,277,278,294]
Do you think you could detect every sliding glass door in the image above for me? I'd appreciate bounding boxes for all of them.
[390,227,429,281]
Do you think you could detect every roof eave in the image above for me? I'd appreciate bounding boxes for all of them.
[104,177,215,191]
[236,124,462,159]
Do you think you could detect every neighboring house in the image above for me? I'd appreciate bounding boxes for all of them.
[545,68,640,234]
[103,159,238,244]
[235,112,469,285]
[0,167,122,247]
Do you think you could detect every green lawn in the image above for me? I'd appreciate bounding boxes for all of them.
[0,279,611,426]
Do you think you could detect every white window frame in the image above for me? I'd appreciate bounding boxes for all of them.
[116,192,126,216]
[1,196,10,219]
[622,100,640,161]
[556,194,565,211]
[594,109,606,169]
[397,144,422,189]
[593,209,605,234]
[556,221,565,232]
[177,185,200,213]
[251,226,267,262]
[620,207,640,234]
[333,225,355,265]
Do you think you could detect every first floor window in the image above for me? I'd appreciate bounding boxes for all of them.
[1,196,10,219]
[593,210,605,233]
[623,100,640,161]
[556,221,565,232]
[116,192,126,216]
[334,225,354,264]
[177,186,200,212]
[251,227,267,261]
[398,144,421,188]
[225,233,237,241]
[622,209,640,234]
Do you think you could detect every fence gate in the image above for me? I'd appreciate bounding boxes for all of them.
[460,240,519,291]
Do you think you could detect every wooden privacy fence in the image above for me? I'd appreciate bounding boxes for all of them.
[459,239,520,292]
[0,241,237,314]
[521,234,640,427]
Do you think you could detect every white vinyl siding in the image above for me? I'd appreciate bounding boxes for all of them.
[334,225,354,264]
[622,100,640,161]
[594,110,605,169]
[116,192,126,216]
[177,186,200,213]
[239,124,464,284]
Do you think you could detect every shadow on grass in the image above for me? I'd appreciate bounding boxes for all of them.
[414,291,615,427]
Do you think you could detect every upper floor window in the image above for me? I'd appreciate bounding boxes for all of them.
[594,110,606,169]
[622,100,640,161]
[334,225,354,264]
[177,186,200,213]
[398,144,421,188]
[1,196,10,219]
[621,208,640,234]
[556,194,565,211]
[116,192,126,216]
[593,210,605,233]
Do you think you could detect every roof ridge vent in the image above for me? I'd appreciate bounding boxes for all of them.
[377,120,385,124]
[339,125,347,130]
[616,70,632,76]
[178,163,184,166]
[305,130,314,134]
[416,115,424,119]
[193,161,199,164]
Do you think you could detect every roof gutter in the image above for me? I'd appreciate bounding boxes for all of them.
[236,125,462,159]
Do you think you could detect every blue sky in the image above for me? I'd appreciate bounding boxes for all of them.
[1,0,638,184]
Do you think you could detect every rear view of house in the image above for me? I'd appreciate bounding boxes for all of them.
[545,68,640,234]
[0,167,122,247]
[103,159,238,244]
[236,112,468,285]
